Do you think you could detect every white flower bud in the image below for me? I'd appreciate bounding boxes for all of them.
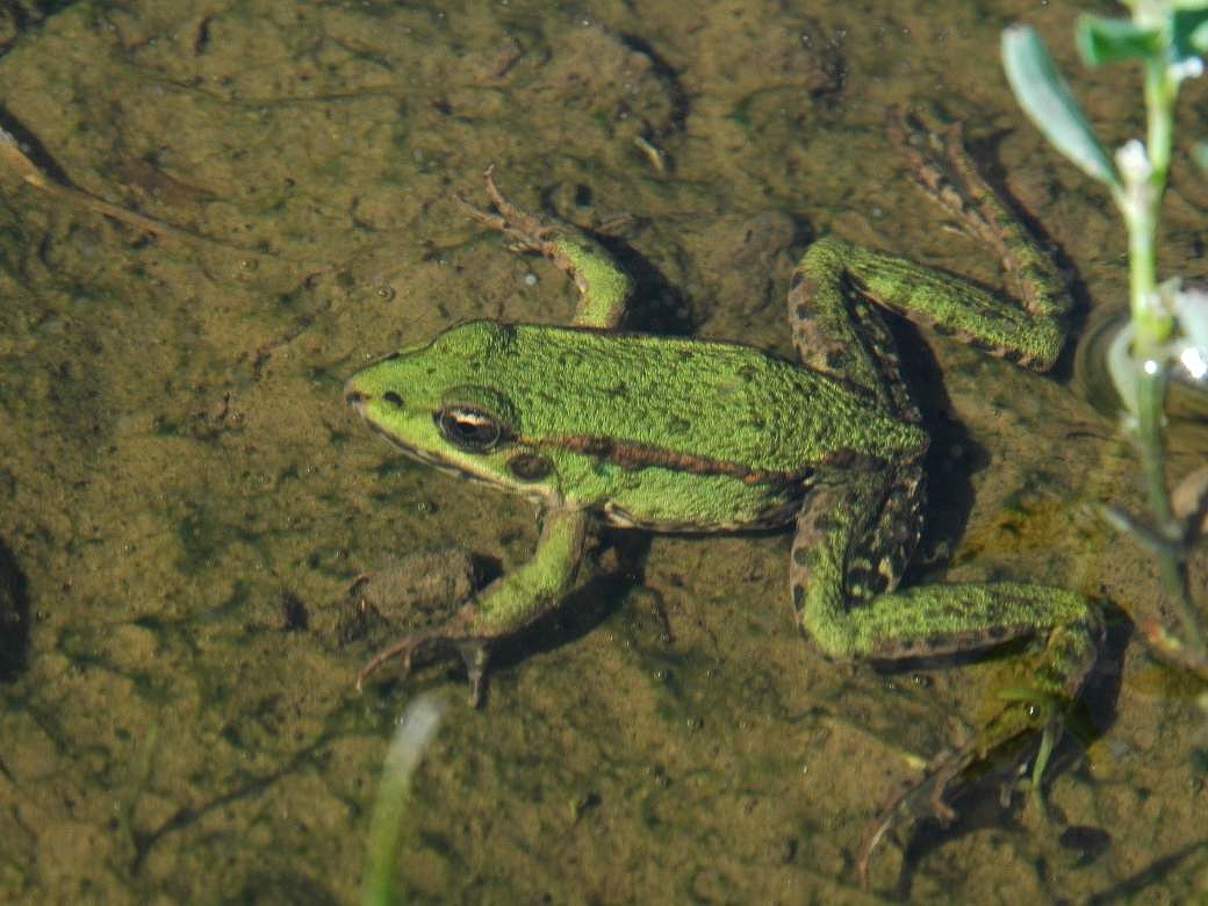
[1115,139,1153,183]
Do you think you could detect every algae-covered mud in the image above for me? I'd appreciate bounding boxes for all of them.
[0,1,1205,903]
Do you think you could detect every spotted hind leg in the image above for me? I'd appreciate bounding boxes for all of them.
[789,464,1101,881]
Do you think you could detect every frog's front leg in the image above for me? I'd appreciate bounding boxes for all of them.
[357,506,590,704]
[457,168,634,330]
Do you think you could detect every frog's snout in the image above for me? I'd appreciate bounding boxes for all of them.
[345,378,407,414]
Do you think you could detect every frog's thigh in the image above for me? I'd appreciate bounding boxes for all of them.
[787,238,916,419]
[789,463,924,647]
[790,473,1098,699]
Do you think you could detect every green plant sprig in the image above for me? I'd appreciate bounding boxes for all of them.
[1002,1,1208,673]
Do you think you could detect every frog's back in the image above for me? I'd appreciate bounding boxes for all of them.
[494,323,920,473]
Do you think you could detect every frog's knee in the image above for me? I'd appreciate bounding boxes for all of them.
[798,604,859,659]
[797,235,851,274]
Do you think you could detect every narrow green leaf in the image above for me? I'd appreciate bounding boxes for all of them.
[1077,15,1161,66]
[1002,25,1121,188]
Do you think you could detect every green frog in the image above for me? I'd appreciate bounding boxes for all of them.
[345,112,1101,843]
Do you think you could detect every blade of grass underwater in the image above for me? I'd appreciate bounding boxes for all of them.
[362,693,448,906]
[1002,25,1122,189]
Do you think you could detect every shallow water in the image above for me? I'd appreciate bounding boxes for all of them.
[0,1,1205,903]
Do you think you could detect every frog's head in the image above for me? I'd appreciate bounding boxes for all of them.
[345,321,559,500]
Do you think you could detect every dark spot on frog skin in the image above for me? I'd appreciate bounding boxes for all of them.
[794,303,812,322]
[810,514,837,533]
[667,416,690,435]
[383,391,404,408]
[281,591,309,631]
[792,583,805,612]
[508,453,553,481]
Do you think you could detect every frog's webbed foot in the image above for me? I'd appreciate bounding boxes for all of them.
[885,108,979,230]
[356,604,491,707]
[885,107,1017,259]
[855,691,1066,888]
[455,165,559,257]
[347,549,490,705]
[884,105,1073,353]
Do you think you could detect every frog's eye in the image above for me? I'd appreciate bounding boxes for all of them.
[436,405,505,453]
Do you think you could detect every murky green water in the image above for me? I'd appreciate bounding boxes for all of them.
[1,1,1205,903]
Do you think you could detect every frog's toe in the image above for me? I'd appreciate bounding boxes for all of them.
[356,605,488,699]
[480,165,530,224]
[455,193,510,233]
[355,633,440,691]
[456,165,558,254]
[856,745,965,886]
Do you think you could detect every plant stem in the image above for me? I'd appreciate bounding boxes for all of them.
[1121,48,1207,657]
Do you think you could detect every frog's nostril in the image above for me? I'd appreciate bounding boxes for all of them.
[345,388,368,406]
[383,391,404,408]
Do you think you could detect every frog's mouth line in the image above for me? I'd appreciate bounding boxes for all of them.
[357,416,556,503]
[360,418,483,479]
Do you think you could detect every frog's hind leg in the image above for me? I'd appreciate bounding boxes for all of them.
[790,461,927,624]
[790,476,1100,693]
[792,111,1074,379]
[790,468,1101,879]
